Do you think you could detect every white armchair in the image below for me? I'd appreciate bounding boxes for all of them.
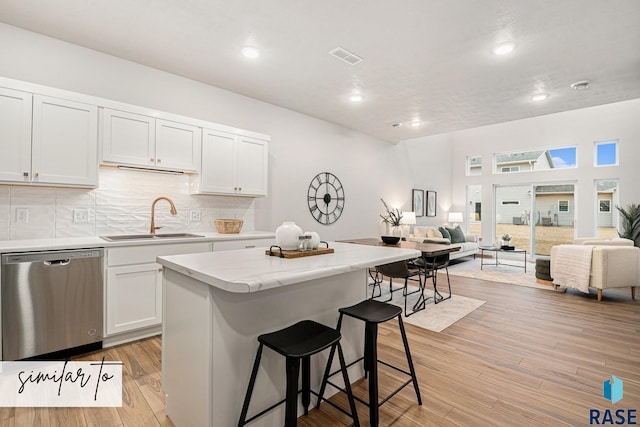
[551,244,639,301]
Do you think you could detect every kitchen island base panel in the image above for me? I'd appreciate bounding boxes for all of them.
[162,267,366,427]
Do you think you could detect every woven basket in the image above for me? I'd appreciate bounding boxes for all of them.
[214,219,243,234]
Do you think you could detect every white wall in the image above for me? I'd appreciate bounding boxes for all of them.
[403,98,640,243]
[0,23,413,241]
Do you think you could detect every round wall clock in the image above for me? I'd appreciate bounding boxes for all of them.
[307,172,345,225]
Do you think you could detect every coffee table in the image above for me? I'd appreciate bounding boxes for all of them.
[479,246,527,272]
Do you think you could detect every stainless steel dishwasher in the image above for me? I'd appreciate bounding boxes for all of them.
[1,248,104,360]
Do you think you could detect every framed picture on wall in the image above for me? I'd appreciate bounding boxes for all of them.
[426,191,437,217]
[412,189,424,217]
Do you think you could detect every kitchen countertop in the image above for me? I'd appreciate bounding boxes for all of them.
[157,241,421,293]
[0,231,275,253]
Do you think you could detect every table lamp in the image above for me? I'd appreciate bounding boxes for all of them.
[448,211,463,227]
[401,211,416,238]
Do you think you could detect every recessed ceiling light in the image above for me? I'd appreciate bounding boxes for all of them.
[571,80,590,90]
[531,93,549,102]
[241,46,260,59]
[349,94,363,102]
[493,42,515,56]
[410,120,422,127]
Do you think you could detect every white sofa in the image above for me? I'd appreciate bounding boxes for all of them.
[408,226,479,260]
[550,243,639,301]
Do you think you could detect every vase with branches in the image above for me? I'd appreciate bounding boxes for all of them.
[617,203,640,247]
[380,199,403,237]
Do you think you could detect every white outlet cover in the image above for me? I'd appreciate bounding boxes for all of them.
[73,209,90,223]
[190,210,201,222]
[15,208,29,223]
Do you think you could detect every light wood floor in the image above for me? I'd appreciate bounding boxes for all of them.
[1,274,638,426]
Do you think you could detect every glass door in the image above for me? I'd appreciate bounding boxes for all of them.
[495,185,531,251]
[494,183,576,257]
[531,184,575,256]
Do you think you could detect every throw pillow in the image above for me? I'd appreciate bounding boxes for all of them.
[427,227,443,238]
[413,226,428,237]
[446,225,466,244]
[438,226,451,241]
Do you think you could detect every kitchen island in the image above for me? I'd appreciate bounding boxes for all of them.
[157,241,421,427]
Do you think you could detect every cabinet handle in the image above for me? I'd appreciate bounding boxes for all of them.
[34,172,39,178]
[150,158,155,162]
[23,172,29,178]
[238,187,242,192]
[157,159,162,163]
[158,267,163,272]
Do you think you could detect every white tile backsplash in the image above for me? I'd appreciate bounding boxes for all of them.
[0,167,256,240]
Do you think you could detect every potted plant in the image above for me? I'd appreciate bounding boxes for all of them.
[617,203,640,247]
[380,199,403,237]
[501,233,512,247]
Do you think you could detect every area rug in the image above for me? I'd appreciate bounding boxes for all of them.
[446,258,553,290]
[373,284,486,332]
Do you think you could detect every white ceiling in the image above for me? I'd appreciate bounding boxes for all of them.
[1,0,639,143]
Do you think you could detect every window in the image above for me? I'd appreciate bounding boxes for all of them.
[501,166,520,173]
[558,200,569,212]
[595,179,618,239]
[502,200,520,205]
[495,147,576,173]
[595,141,618,166]
[466,156,482,176]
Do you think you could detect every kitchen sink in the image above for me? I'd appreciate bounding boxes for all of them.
[100,233,204,242]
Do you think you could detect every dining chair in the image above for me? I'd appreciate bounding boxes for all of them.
[373,260,426,316]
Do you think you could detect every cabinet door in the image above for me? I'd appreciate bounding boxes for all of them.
[106,263,163,335]
[31,95,98,187]
[236,136,268,196]
[0,88,32,183]
[155,119,201,172]
[200,129,238,194]
[102,108,155,167]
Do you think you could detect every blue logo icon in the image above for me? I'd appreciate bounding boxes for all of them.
[603,376,623,404]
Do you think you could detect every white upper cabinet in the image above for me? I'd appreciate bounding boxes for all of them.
[0,87,32,183]
[101,109,155,167]
[101,108,201,173]
[0,88,98,187]
[155,119,201,171]
[199,129,268,197]
[31,96,98,187]
[237,136,268,196]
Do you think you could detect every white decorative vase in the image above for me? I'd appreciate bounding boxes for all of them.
[275,221,303,250]
[304,231,321,249]
[391,226,402,237]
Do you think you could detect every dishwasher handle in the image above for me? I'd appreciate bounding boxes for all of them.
[43,259,71,266]
[1,248,103,265]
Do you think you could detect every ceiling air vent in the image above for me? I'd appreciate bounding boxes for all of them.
[329,47,363,65]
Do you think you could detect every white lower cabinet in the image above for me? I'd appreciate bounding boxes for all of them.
[106,263,163,335]
[104,241,211,337]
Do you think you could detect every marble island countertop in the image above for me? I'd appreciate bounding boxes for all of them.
[157,241,421,293]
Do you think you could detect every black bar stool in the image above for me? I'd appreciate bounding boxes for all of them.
[316,299,422,427]
[238,320,360,427]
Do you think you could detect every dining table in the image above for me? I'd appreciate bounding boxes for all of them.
[338,238,461,314]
